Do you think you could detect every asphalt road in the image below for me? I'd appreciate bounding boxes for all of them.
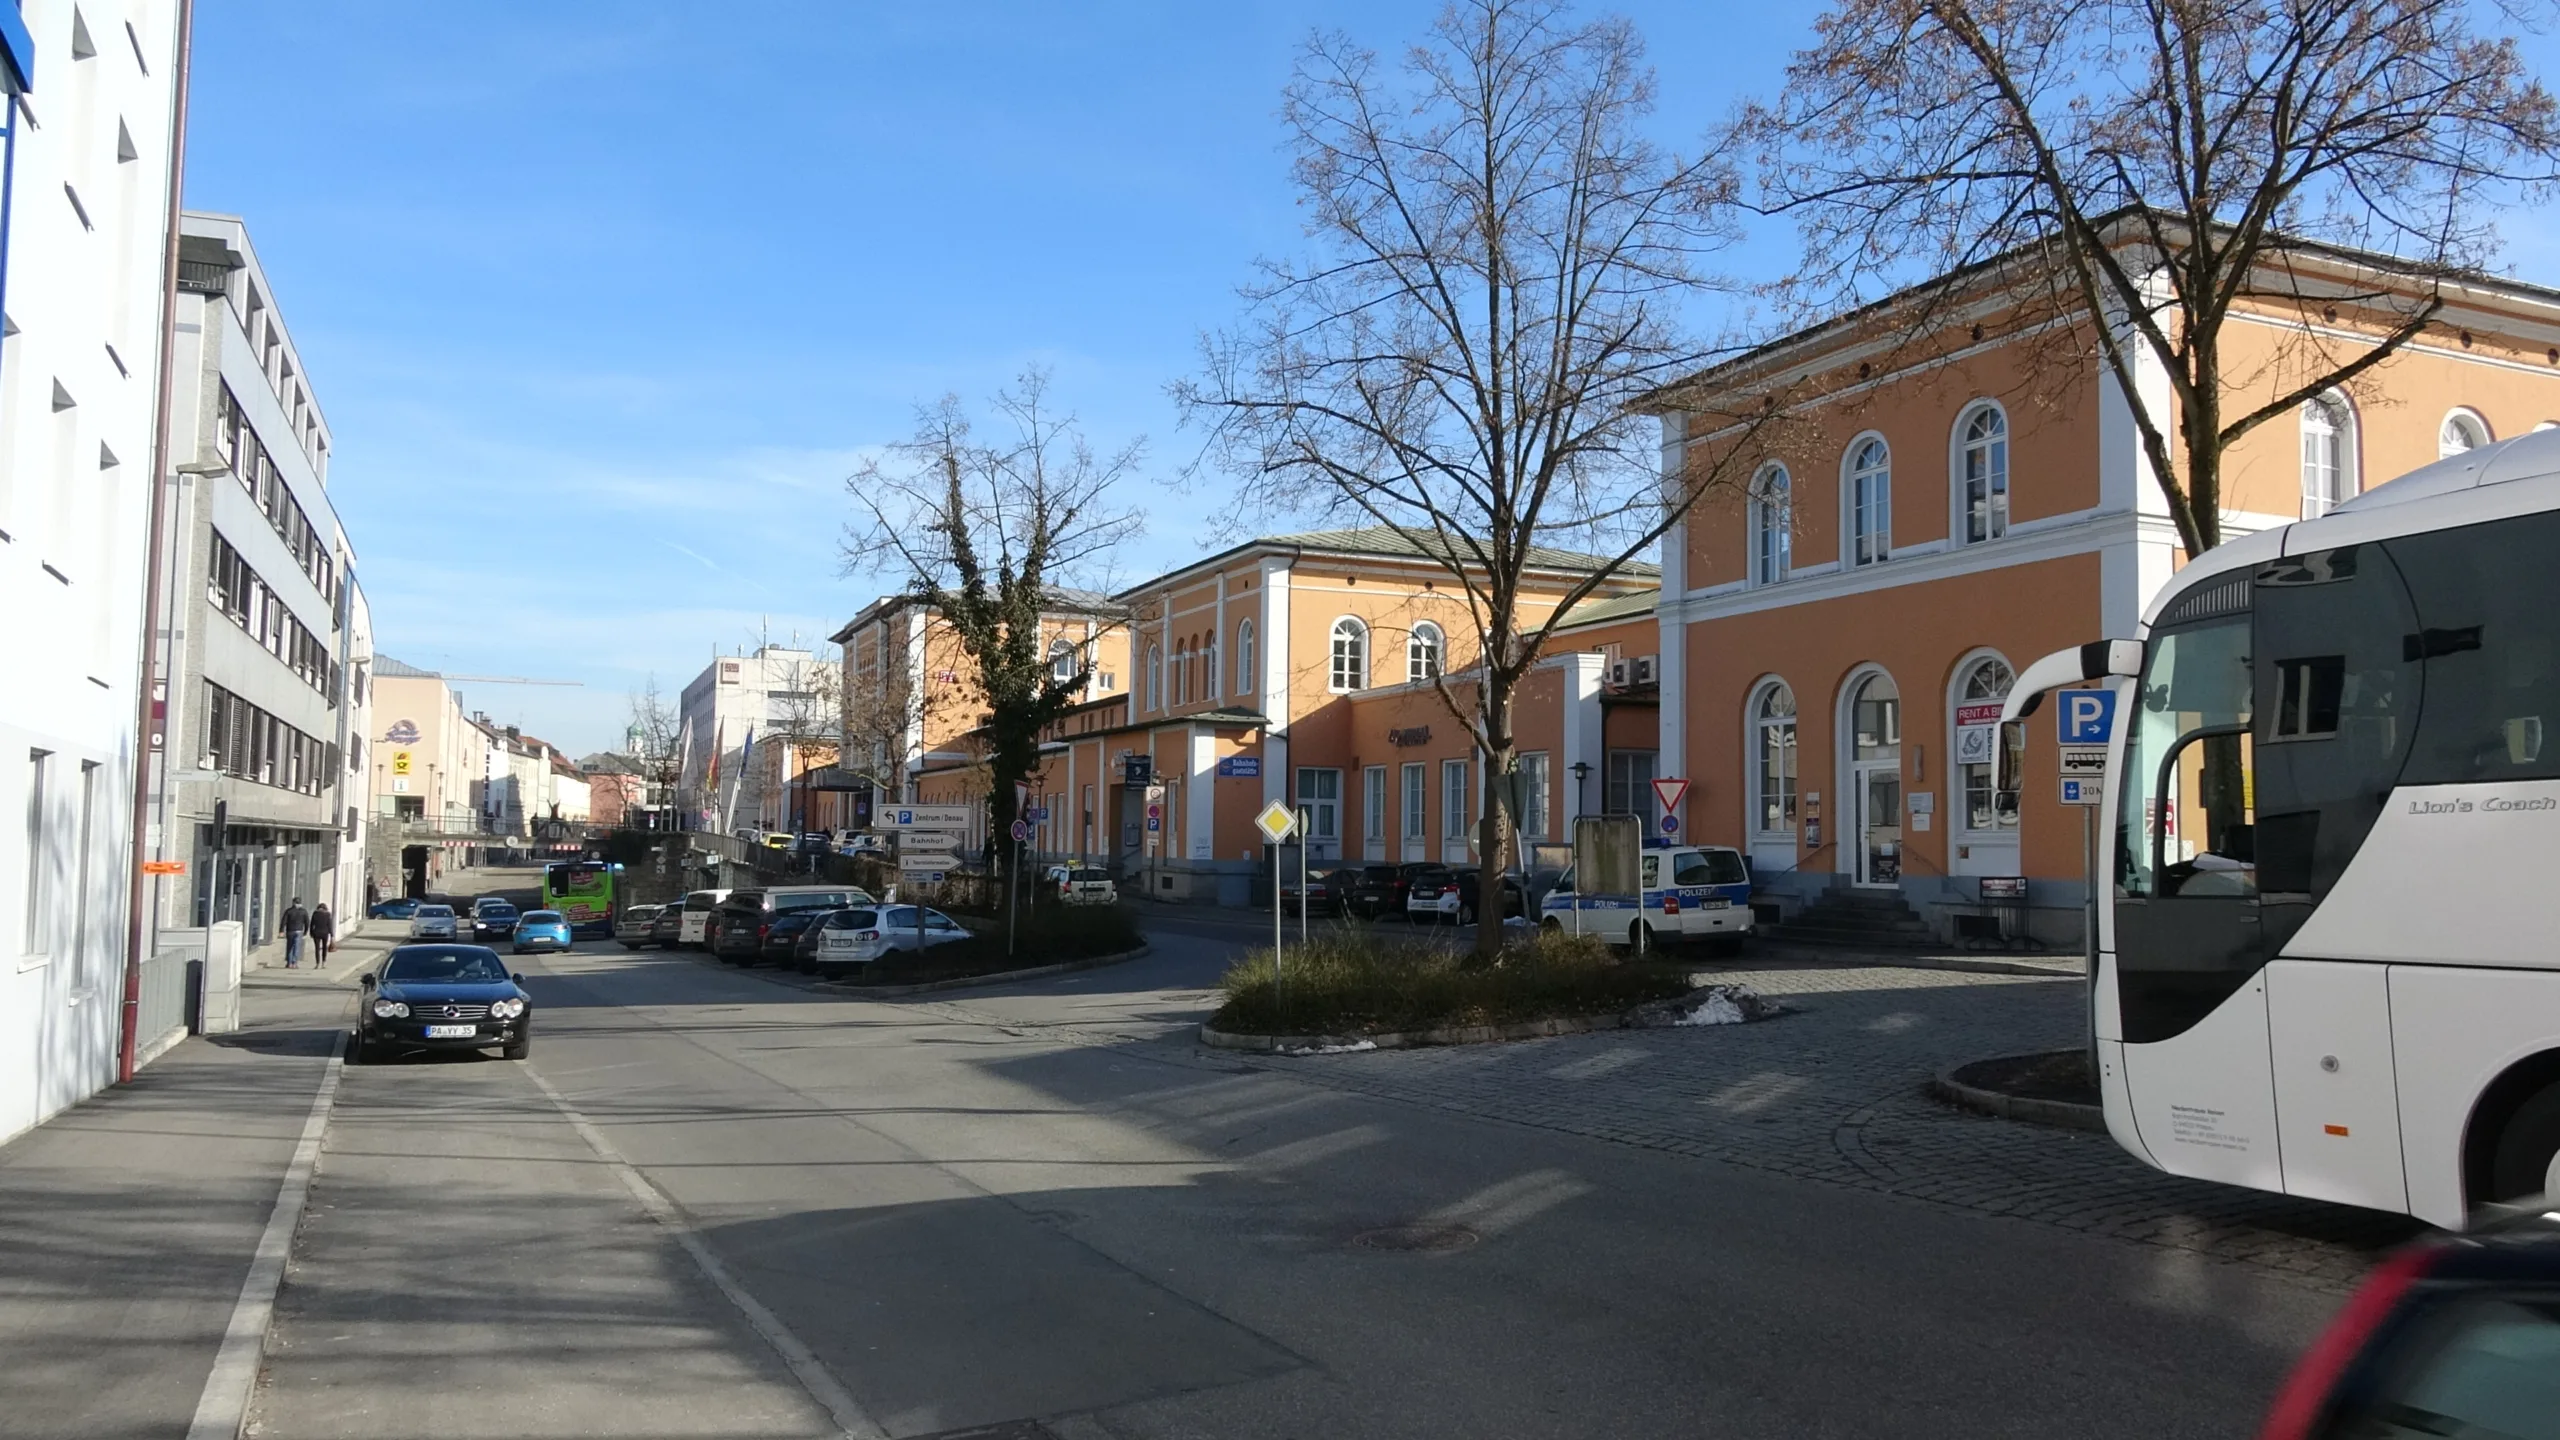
[245,909,2345,1439]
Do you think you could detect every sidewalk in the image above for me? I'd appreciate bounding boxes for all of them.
[0,958,354,1437]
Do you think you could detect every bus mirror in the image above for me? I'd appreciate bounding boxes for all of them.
[1996,736,2021,797]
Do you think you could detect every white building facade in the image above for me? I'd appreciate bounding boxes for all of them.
[677,645,818,832]
[148,213,367,967]
[0,0,186,1137]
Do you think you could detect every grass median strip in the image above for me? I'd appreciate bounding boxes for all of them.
[1212,926,1695,1038]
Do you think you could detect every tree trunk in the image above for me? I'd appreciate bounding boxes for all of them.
[1473,677,1518,959]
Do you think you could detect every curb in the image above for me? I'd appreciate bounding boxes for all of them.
[1749,944,2082,980]
[1202,1010,1636,1054]
[815,943,1151,998]
[1929,1059,2108,1133]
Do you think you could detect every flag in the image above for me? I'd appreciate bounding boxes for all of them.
[721,724,755,833]
[705,719,723,791]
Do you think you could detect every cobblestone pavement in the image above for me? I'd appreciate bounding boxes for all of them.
[1187,959,2424,1293]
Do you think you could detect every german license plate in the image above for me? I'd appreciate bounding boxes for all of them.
[423,1024,476,1039]
[1697,898,1729,909]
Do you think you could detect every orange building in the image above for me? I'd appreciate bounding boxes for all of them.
[888,529,1657,903]
[1650,239,2560,942]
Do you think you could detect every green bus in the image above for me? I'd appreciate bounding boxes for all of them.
[542,860,617,936]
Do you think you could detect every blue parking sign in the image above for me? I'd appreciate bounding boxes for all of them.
[2056,688,2118,746]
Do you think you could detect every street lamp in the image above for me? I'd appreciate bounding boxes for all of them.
[1570,759,1592,816]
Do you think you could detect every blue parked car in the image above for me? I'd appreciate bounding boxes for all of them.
[510,910,574,954]
[370,897,420,920]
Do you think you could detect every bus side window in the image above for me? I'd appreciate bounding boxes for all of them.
[2390,510,2560,784]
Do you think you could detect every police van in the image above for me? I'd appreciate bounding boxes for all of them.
[1540,844,1754,951]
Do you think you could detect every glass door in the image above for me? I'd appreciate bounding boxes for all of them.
[1847,673,1902,886]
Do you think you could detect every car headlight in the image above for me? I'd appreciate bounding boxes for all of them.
[491,997,525,1020]
[372,999,408,1019]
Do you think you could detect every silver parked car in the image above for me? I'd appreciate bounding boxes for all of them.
[407,903,459,940]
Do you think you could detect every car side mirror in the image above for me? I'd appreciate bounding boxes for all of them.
[360,973,376,989]
[512,972,527,986]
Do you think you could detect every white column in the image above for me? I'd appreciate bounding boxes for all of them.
[1187,726,1215,862]
[1212,572,1227,702]
[1259,558,1292,812]
[1560,652,1606,828]
[1656,412,1689,835]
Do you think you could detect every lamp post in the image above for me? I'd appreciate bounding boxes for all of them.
[1569,760,1592,819]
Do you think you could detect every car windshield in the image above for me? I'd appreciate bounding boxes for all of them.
[685,891,724,907]
[1071,869,1110,882]
[416,905,454,918]
[1361,867,1398,882]
[475,900,514,914]
[774,892,859,910]
[383,949,511,983]
[521,912,564,924]
[825,910,881,930]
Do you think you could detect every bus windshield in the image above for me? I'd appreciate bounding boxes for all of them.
[2120,616,2254,899]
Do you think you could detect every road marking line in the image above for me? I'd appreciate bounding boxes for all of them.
[186,1049,344,1440]
[523,1064,883,1440]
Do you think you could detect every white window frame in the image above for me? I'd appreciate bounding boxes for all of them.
[1329,616,1368,693]
[1844,434,1891,566]
[1441,758,1470,864]
[1236,619,1256,698]
[1954,402,2008,544]
[24,749,55,961]
[2439,407,2492,458]
[1296,767,1342,859]
[1750,462,1791,586]
[2300,392,2360,519]
[1146,644,1163,712]
[1518,751,1550,842]
[1205,639,1220,700]
[1749,679,1798,837]
[1363,764,1387,860]
[1047,639,1077,688]
[1407,621,1444,683]
[1400,761,1426,861]
[1949,650,2020,836]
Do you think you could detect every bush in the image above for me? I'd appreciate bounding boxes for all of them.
[1211,925,1692,1037]
[834,903,1143,987]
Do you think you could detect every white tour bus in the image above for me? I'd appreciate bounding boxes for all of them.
[2003,429,2560,1228]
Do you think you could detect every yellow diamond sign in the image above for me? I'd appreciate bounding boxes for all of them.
[1254,800,1299,843]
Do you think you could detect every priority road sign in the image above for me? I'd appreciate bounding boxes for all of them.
[2055,688,2118,746]
[1255,800,1299,843]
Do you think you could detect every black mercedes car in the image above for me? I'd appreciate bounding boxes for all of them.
[352,945,533,1063]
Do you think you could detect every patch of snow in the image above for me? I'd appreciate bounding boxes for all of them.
[1675,991,1748,1027]
[1279,1039,1379,1056]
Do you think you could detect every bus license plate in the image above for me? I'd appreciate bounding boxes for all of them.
[423,1024,476,1039]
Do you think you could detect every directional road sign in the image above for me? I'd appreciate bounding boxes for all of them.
[887,805,976,830]
[1255,800,1299,843]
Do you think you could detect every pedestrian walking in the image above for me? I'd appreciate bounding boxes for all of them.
[281,898,309,969]
[309,903,336,969]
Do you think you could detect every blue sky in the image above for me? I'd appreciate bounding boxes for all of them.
[184,3,2560,756]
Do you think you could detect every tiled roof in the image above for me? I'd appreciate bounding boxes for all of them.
[372,655,439,679]
[1264,526,1660,578]
[1557,587,1660,630]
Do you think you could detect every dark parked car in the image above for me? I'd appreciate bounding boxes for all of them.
[1405,868,1526,925]
[759,907,837,968]
[712,886,873,965]
[1279,866,1356,916]
[1346,863,1439,920]
[2255,1204,2559,1439]
[642,902,687,949]
[352,944,532,1063]
[471,897,520,940]
[369,897,420,921]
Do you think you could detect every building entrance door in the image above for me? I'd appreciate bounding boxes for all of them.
[1846,672,1903,887]
[1117,787,1143,867]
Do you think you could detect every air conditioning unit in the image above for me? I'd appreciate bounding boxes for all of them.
[1632,655,1658,685]
[1607,659,1631,686]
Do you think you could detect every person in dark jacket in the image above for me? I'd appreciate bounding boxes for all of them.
[309,903,336,968]
[281,899,309,968]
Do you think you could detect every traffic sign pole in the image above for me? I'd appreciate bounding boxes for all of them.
[2055,686,2119,1085]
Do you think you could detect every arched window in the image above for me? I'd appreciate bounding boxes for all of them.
[1177,642,1192,706]
[1958,405,2008,543]
[1206,639,1221,700]
[1848,437,1891,565]
[1750,464,1791,585]
[1952,656,2021,832]
[2301,393,2358,518]
[1235,620,1256,698]
[1047,639,1077,688]
[1329,617,1368,692]
[1751,682,1798,835]
[1408,621,1444,683]
[2440,409,2491,458]
[1146,644,1163,711]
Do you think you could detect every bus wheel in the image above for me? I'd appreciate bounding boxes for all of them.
[2488,1077,2560,1202]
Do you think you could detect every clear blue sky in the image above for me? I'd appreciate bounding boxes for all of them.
[179,2,1800,754]
[183,3,2560,756]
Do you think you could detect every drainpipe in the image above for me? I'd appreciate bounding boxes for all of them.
[121,0,196,1085]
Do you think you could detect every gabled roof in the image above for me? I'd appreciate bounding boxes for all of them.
[1123,525,1658,599]
[1557,586,1659,631]
[373,655,440,679]
[832,584,1127,645]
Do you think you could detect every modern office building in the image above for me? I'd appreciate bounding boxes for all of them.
[0,0,186,1136]
[677,644,833,832]
[146,213,368,968]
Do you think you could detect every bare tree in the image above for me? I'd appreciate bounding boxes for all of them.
[1744,0,2560,556]
[842,369,1142,881]
[1179,0,1775,955]
[627,677,681,793]
[764,648,846,833]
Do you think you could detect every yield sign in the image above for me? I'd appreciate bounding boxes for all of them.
[1651,777,1691,816]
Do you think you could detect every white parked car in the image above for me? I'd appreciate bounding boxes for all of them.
[810,905,970,977]
[1058,867,1117,906]
[407,903,459,940]
[677,888,730,949]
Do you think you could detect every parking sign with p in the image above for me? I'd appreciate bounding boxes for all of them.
[2056,688,2118,746]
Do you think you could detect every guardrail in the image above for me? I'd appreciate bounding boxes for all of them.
[136,945,192,1050]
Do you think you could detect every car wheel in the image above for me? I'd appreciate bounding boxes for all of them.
[345,1031,369,1066]
[2488,1077,2560,1202]
[1540,917,1563,934]
[503,1027,531,1062]
[619,941,638,950]
[1458,902,1477,926]
[1629,920,1659,951]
